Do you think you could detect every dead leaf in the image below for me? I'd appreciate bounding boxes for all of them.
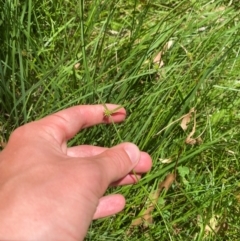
[153,51,164,68]
[196,136,203,144]
[165,40,174,51]
[178,108,203,145]
[204,215,222,236]
[185,109,203,145]
[156,107,195,135]
[159,158,172,164]
[153,40,174,68]
[158,173,176,191]
[74,62,80,70]
[227,149,235,155]
[130,173,176,228]
[197,214,228,238]
[180,108,195,131]
[215,6,226,11]
[198,26,207,32]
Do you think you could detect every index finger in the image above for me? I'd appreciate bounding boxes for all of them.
[34,104,126,144]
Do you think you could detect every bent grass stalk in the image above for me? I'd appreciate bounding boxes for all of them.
[103,105,123,117]
[93,90,124,142]
[102,102,124,143]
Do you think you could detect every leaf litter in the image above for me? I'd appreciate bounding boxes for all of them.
[130,108,203,231]
[156,107,196,136]
[128,149,183,234]
[180,107,195,131]
[156,107,203,145]
[159,158,172,164]
[197,214,228,237]
[130,173,176,228]
[180,108,203,145]
[153,40,174,68]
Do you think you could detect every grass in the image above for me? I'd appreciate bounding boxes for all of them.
[1,0,240,240]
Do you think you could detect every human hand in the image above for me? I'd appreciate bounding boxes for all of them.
[0,105,152,240]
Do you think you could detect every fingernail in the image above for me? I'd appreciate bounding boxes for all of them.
[124,143,140,164]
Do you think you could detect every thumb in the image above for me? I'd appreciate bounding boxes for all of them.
[96,142,140,185]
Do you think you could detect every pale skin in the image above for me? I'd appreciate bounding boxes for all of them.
[0,104,152,240]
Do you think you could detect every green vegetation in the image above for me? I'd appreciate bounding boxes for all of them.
[1,0,240,240]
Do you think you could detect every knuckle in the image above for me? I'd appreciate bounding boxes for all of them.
[103,148,130,176]
[8,123,36,146]
[10,125,29,140]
